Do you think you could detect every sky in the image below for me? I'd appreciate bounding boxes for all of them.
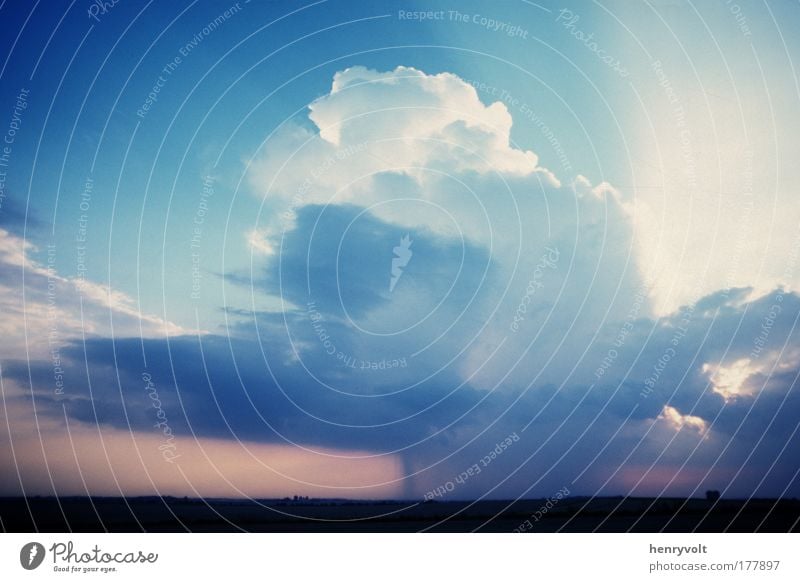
[1,0,799,502]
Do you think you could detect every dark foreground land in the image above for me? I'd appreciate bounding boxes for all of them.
[1,496,798,532]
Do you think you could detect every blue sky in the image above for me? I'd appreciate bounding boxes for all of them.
[1,0,800,501]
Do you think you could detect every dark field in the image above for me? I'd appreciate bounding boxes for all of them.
[1,496,798,532]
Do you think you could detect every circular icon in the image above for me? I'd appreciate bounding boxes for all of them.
[19,542,45,570]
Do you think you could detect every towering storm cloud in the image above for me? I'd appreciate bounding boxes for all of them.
[3,61,798,501]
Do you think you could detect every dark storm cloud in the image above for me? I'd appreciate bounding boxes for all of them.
[4,193,799,501]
